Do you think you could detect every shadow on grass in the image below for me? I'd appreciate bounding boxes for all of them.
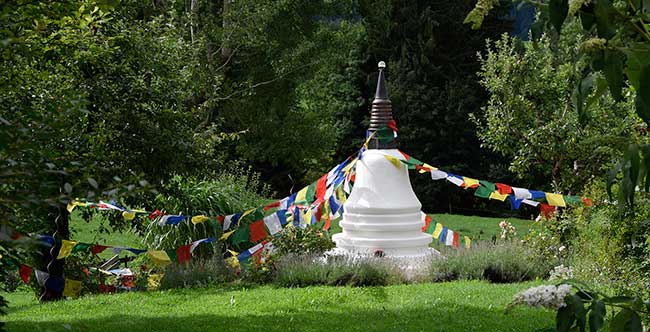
[7,301,554,332]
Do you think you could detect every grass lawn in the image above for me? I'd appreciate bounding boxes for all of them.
[3,280,554,332]
[431,213,540,242]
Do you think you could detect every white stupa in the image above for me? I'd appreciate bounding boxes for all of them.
[330,62,441,275]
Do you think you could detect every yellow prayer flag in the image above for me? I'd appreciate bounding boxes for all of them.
[342,159,357,175]
[63,279,82,298]
[303,208,313,225]
[464,236,471,249]
[545,193,566,207]
[463,177,480,189]
[66,201,77,213]
[191,215,210,224]
[57,240,77,259]
[148,274,163,291]
[432,223,443,239]
[147,250,171,268]
[295,186,309,203]
[383,155,402,169]
[240,208,255,220]
[336,187,347,204]
[220,230,235,240]
[489,191,509,201]
[122,211,136,221]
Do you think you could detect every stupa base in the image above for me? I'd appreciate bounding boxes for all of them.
[322,247,443,280]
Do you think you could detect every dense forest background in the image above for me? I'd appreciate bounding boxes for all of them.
[2,0,562,232]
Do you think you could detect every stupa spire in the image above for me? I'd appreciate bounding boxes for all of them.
[368,61,396,149]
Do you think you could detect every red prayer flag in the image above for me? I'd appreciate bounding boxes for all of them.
[249,220,268,243]
[399,151,411,160]
[387,119,398,132]
[452,232,459,249]
[263,201,281,212]
[581,197,593,207]
[315,174,328,203]
[148,209,162,220]
[91,245,109,256]
[19,265,32,284]
[176,244,192,264]
[217,215,225,224]
[421,215,432,232]
[495,183,513,195]
[323,215,331,231]
[540,203,555,219]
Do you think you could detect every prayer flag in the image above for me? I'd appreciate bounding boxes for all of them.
[295,186,309,204]
[540,203,555,219]
[509,195,523,210]
[422,215,435,233]
[279,193,297,210]
[495,183,513,195]
[190,238,215,253]
[249,220,268,243]
[384,154,402,169]
[563,195,582,206]
[474,185,493,199]
[431,170,448,180]
[545,193,566,207]
[581,197,593,207]
[57,240,77,259]
[447,174,464,187]
[166,249,178,262]
[148,274,162,291]
[232,226,251,245]
[19,265,32,284]
[263,213,283,235]
[276,210,288,226]
[432,223,443,239]
[63,279,82,298]
[176,244,192,264]
[91,245,109,256]
[522,199,540,207]
[445,230,455,246]
[439,227,448,243]
[489,191,509,201]
[71,242,92,254]
[530,190,546,200]
[315,174,328,203]
[122,211,136,221]
[463,177,480,189]
[419,163,435,173]
[147,251,171,268]
[464,236,472,249]
[452,232,459,249]
[240,209,255,221]
[480,180,496,192]
[512,187,532,199]
[148,209,162,220]
[191,215,210,224]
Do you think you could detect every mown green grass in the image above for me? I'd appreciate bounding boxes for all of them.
[4,281,553,332]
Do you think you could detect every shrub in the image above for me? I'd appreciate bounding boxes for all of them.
[430,241,554,283]
[275,254,404,287]
[159,256,235,290]
[143,169,269,251]
[273,226,335,256]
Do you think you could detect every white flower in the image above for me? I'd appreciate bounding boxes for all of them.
[510,284,572,310]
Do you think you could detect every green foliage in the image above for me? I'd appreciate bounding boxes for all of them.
[474,27,637,191]
[275,254,404,287]
[273,226,335,256]
[143,171,269,250]
[431,241,555,283]
[159,257,235,290]
[552,281,647,332]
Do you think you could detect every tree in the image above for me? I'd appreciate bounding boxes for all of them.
[473,24,639,192]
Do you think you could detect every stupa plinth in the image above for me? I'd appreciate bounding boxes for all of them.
[330,62,440,276]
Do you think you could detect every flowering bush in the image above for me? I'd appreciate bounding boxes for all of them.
[509,280,648,332]
[548,264,574,282]
[508,284,573,310]
[499,220,517,241]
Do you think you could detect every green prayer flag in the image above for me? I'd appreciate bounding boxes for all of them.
[305,181,317,204]
[231,226,251,245]
[479,180,496,192]
[474,186,493,199]
[376,127,396,143]
[71,243,93,254]
[166,249,178,262]
[424,219,437,234]
[563,195,582,206]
